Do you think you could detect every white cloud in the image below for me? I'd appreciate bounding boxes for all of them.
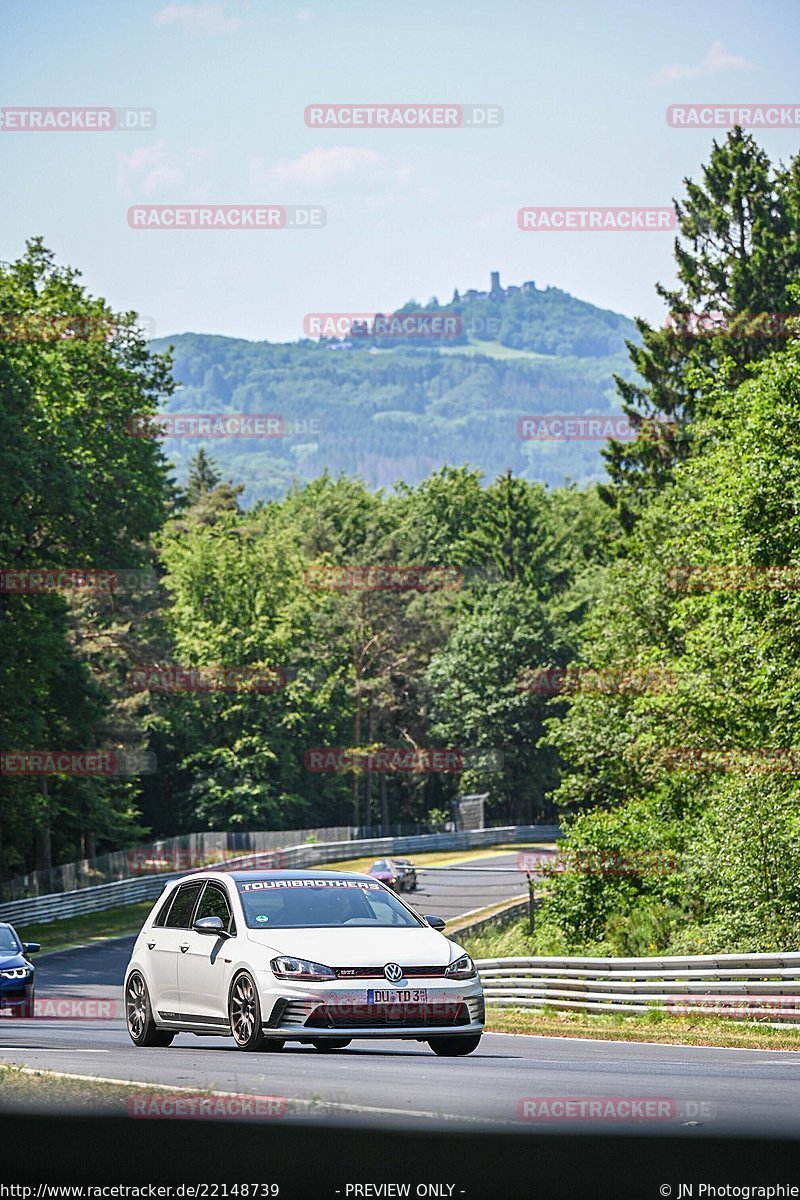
[295,8,314,22]
[654,41,756,83]
[251,146,410,189]
[152,3,243,36]
[116,140,217,197]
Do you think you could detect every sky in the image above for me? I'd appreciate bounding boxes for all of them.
[2,0,799,343]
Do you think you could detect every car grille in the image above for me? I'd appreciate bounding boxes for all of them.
[333,966,448,978]
[305,1002,470,1029]
[467,995,485,1024]
[270,999,319,1028]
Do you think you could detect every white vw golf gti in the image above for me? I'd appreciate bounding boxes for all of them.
[124,869,485,1055]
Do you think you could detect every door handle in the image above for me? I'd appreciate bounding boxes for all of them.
[147,941,156,950]
[179,943,189,953]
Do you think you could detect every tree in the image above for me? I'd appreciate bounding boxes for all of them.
[427,582,563,823]
[603,128,800,527]
[0,240,171,879]
[543,332,800,952]
[186,449,221,503]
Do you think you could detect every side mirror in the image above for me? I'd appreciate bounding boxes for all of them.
[424,915,446,932]
[23,943,41,954]
[193,916,227,937]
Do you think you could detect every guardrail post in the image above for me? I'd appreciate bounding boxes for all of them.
[527,872,535,936]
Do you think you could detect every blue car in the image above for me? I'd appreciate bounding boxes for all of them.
[0,922,40,1018]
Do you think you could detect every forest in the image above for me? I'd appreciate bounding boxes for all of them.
[3,128,800,954]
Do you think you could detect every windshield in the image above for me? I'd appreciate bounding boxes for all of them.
[0,925,22,954]
[237,879,422,929]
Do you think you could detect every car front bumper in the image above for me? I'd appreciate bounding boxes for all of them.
[259,976,485,1041]
[0,978,34,1012]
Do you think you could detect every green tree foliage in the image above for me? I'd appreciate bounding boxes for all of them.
[186,448,221,503]
[0,240,171,873]
[541,335,800,953]
[604,127,800,526]
[6,123,800,971]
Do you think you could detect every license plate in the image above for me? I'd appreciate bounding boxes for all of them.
[367,988,428,1004]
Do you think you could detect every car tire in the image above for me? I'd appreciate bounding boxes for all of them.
[126,972,175,1047]
[229,971,268,1051]
[427,1035,482,1057]
[310,1039,351,1051]
[20,991,34,1018]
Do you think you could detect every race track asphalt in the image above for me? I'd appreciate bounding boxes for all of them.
[2,853,799,1134]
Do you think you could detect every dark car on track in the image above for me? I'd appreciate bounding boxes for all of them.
[393,858,418,891]
[367,859,401,890]
[0,922,40,1017]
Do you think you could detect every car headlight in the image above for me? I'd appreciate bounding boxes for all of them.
[0,967,31,979]
[270,956,336,982]
[444,954,477,980]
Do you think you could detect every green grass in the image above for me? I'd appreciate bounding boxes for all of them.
[15,900,153,955]
[0,1063,153,1113]
[461,917,538,960]
[487,1006,800,1050]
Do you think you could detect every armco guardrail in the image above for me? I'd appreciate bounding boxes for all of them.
[1,825,357,900]
[475,952,800,1022]
[0,825,561,926]
[449,898,529,940]
[1,819,562,900]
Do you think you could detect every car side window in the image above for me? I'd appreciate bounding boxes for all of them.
[153,888,177,927]
[162,881,204,929]
[195,882,236,935]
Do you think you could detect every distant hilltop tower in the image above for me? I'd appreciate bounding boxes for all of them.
[490,270,503,299]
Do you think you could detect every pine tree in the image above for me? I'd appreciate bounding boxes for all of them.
[602,128,800,529]
[186,449,221,503]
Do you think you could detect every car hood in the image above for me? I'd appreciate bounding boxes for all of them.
[0,953,28,969]
[244,924,454,966]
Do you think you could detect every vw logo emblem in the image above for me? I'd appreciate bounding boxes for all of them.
[384,962,404,983]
